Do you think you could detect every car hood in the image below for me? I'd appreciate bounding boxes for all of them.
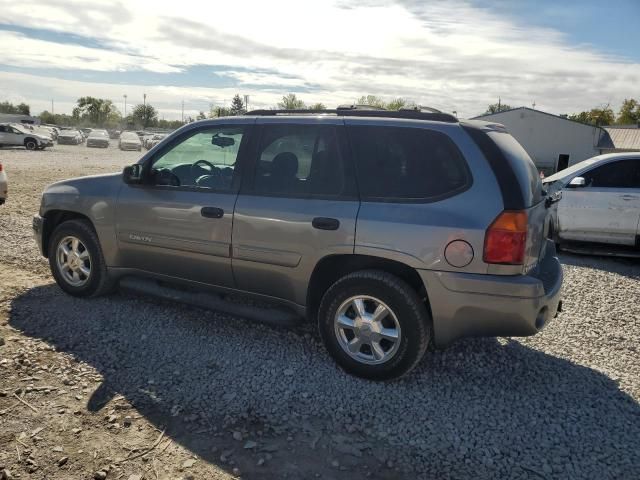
[44,173,121,195]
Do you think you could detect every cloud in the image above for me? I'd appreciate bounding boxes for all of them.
[0,0,638,120]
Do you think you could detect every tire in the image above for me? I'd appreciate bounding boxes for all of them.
[48,219,114,297]
[24,138,37,150]
[318,270,431,380]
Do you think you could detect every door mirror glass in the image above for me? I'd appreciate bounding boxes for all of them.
[568,176,586,188]
[123,164,143,184]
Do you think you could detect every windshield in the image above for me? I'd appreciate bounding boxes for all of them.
[89,130,108,137]
[543,155,606,183]
[122,133,138,140]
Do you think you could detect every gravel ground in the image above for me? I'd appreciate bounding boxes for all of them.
[1,143,639,479]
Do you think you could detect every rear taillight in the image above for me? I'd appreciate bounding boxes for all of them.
[483,211,528,265]
[0,163,3,172]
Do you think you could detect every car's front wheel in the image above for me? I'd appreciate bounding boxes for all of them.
[318,270,431,380]
[24,138,37,150]
[48,219,113,297]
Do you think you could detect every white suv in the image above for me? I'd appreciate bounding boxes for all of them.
[0,123,53,150]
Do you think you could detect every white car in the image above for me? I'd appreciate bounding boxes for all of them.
[544,152,640,251]
[119,131,142,151]
[57,129,84,145]
[0,123,53,150]
[0,162,7,205]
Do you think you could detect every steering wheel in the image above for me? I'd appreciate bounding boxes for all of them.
[193,159,215,171]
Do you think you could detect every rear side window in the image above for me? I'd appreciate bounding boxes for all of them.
[582,159,640,188]
[348,126,471,200]
[253,124,345,197]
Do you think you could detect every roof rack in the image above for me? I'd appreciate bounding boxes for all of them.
[246,105,458,123]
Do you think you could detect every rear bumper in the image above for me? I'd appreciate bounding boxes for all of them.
[420,240,563,347]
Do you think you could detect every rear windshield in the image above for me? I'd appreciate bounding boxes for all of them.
[348,125,471,201]
[487,131,544,206]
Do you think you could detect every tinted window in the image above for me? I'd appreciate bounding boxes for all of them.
[149,126,244,190]
[348,126,470,200]
[254,125,345,196]
[583,159,640,188]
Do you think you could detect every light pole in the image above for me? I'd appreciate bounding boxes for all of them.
[244,94,250,112]
[143,93,147,128]
[181,100,184,124]
[123,94,127,118]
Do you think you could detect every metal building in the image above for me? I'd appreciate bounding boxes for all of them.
[472,107,607,175]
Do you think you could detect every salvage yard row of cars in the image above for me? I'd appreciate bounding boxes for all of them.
[0,124,169,151]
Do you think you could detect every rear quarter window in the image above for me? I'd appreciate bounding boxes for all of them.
[487,131,544,206]
[347,126,471,201]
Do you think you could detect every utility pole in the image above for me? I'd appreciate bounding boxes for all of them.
[181,100,184,124]
[123,94,127,118]
[143,93,147,128]
[244,95,249,112]
[51,99,54,116]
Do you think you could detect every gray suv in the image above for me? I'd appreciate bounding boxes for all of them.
[33,107,563,380]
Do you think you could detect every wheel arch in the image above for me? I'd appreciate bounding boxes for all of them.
[42,210,95,258]
[306,254,431,321]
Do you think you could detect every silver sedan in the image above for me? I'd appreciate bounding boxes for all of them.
[544,152,640,251]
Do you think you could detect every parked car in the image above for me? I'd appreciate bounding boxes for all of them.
[57,129,84,145]
[544,152,640,251]
[108,130,121,140]
[0,162,7,205]
[142,133,156,149]
[0,123,53,150]
[86,129,110,148]
[146,133,166,150]
[81,128,92,137]
[32,108,563,380]
[119,131,142,151]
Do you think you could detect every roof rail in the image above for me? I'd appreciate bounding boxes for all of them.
[245,107,458,123]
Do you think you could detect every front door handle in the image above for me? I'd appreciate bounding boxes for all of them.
[201,207,224,219]
[621,195,639,201]
[312,217,340,230]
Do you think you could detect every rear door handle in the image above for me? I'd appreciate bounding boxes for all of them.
[312,217,340,230]
[621,195,639,200]
[201,207,224,218]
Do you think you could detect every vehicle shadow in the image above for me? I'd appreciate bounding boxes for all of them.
[9,285,640,479]
[559,252,640,280]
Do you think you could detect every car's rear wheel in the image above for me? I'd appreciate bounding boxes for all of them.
[318,270,431,380]
[24,138,37,150]
[48,219,113,297]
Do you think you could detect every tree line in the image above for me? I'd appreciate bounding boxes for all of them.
[4,96,639,129]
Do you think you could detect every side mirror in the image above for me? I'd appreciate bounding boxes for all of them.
[568,176,586,188]
[123,164,143,184]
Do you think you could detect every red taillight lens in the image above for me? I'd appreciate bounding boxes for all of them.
[0,163,3,172]
[483,211,528,265]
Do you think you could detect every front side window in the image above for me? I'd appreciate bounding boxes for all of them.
[149,127,244,190]
[253,124,345,196]
[348,126,471,200]
[583,159,640,188]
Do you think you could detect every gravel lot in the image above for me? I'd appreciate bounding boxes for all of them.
[1,142,639,479]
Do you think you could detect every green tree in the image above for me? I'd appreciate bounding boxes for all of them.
[229,94,246,115]
[74,97,120,127]
[132,103,158,128]
[356,95,386,109]
[484,101,513,115]
[386,98,416,110]
[308,102,326,111]
[568,106,615,126]
[0,101,31,115]
[196,111,207,121]
[209,106,231,118]
[278,93,305,110]
[616,98,640,125]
